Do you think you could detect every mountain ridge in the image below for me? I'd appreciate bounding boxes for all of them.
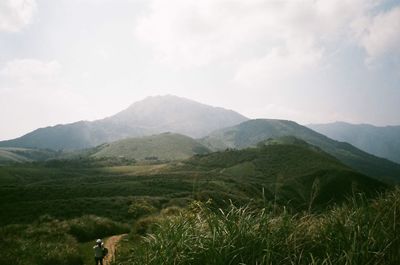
[0,95,248,151]
[201,119,400,183]
[308,122,400,163]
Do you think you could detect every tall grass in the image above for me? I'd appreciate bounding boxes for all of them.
[116,188,400,265]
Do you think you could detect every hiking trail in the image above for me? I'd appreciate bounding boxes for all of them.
[104,234,127,265]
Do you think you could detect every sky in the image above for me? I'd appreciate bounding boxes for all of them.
[0,0,400,140]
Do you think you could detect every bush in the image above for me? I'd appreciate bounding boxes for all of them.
[128,198,158,219]
[0,220,83,265]
[67,215,129,242]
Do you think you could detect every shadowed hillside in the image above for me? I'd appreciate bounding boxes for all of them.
[308,122,400,163]
[201,119,400,183]
[182,138,384,208]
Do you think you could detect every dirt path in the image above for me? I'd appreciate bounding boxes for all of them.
[103,234,127,265]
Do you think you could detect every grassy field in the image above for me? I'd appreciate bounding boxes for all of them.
[0,143,385,225]
[0,141,391,264]
[114,188,400,265]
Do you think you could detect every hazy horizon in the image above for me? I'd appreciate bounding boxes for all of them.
[1,0,400,140]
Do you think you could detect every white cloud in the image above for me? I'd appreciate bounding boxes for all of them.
[134,0,378,69]
[233,41,323,87]
[354,6,400,60]
[0,0,36,32]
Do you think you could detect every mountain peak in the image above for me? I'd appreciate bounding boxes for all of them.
[0,96,248,150]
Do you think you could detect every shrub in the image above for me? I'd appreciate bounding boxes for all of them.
[67,215,129,242]
[0,221,83,265]
[128,198,158,219]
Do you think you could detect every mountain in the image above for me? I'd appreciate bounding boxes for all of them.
[0,147,58,165]
[92,133,210,161]
[0,95,248,151]
[180,137,385,208]
[308,122,400,163]
[200,119,400,183]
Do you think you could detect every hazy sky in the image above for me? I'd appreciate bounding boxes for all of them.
[1,0,400,140]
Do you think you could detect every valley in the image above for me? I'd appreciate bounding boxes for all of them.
[0,96,399,265]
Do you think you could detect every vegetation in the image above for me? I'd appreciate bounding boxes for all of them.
[0,141,384,226]
[0,137,393,264]
[200,119,400,183]
[93,133,210,161]
[0,215,128,265]
[115,188,400,265]
[0,147,59,164]
[308,122,400,164]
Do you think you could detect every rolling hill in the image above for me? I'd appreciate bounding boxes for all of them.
[308,122,400,163]
[0,147,58,165]
[0,137,386,226]
[0,95,248,151]
[177,137,385,208]
[92,133,210,161]
[201,119,400,183]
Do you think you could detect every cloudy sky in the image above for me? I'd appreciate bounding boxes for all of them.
[0,0,399,140]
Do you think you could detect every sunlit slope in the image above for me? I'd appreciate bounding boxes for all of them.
[201,119,400,183]
[0,147,57,164]
[92,133,210,161]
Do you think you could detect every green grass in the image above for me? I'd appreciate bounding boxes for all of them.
[93,133,210,161]
[115,188,400,265]
[0,140,394,264]
[0,143,385,225]
[0,215,129,265]
[200,119,400,183]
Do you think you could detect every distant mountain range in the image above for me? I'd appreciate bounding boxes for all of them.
[308,122,400,164]
[0,95,248,151]
[201,119,400,183]
[0,95,399,183]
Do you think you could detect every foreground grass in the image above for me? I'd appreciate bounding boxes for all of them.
[115,188,400,265]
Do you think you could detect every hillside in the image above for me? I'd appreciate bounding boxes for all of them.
[0,147,58,165]
[0,95,248,151]
[308,122,400,163]
[179,138,385,208]
[0,141,391,265]
[92,133,210,161]
[201,119,400,183]
[0,138,385,226]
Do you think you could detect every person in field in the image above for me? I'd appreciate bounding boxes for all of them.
[93,239,108,265]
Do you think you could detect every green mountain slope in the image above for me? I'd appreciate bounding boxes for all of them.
[308,122,400,163]
[0,147,58,165]
[0,138,385,225]
[0,95,248,151]
[92,133,210,161]
[201,119,400,183]
[179,138,385,208]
